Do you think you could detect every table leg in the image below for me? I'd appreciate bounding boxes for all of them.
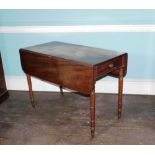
[118,68,124,119]
[90,89,95,138]
[26,74,35,108]
[59,85,63,95]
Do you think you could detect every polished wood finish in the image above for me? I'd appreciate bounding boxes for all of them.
[20,50,93,94]
[0,53,9,104]
[90,89,95,138]
[20,41,126,65]
[118,67,124,119]
[19,41,128,137]
[26,74,35,108]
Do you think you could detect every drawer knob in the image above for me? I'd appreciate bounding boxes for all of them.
[109,63,114,68]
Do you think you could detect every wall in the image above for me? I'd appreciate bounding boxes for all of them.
[0,10,155,94]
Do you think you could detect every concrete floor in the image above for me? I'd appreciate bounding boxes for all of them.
[0,91,155,144]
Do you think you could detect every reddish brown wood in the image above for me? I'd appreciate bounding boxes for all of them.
[118,67,124,119]
[108,53,128,78]
[20,50,94,94]
[19,41,128,137]
[94,56,122,78]
[26,74,35,108]
[0,53,9,104]
[90,89,95,138]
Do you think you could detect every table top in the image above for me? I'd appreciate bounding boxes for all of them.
[21,41,125,65]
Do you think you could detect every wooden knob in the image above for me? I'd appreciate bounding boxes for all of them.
[109,63,114,68]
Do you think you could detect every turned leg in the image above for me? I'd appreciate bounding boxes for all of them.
[90,89,95,138]
[118,68,124,119]
[26,74,35,108]
[59,85,63,95]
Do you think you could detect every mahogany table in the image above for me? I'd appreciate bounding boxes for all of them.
[19,41,128,137]
[0,53,9,104]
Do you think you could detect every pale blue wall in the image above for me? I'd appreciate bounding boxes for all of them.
[1,10,155,25]
[0,10,155,79]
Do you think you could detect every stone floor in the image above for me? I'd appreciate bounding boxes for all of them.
[0,91,155,144]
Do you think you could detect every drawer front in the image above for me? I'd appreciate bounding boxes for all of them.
[95,56,122,77]
[108,53,128,77]
[20,50,94,94]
